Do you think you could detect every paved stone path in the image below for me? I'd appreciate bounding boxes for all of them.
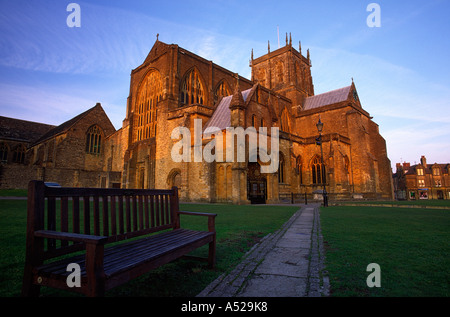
[197,204,329,297]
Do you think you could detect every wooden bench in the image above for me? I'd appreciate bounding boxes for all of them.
[22,180,217,297]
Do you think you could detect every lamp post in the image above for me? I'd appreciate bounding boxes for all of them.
[316,117,328,207]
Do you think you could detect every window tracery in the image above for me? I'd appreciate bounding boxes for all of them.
[135,70,162,142]
[180,69,205,106]
[312,156,326,184]
[86,125,103,155]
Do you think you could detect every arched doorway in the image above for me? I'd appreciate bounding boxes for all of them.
[167,169,182,195]
[247,162,267,204]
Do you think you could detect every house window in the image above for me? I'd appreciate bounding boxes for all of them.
[417,168,424,176]
[418,179,425,187]
[312,156,326,184]
[86,125,103,154]
[433,168,440,176]
[180,69,205,106]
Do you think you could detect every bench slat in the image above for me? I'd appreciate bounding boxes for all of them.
[35,229,213,278]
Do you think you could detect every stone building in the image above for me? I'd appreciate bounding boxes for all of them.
[0,104,120,189]
[0,116,55,189]
[393,155,449,200]
[112,36,393,203]
[0,35,394,203]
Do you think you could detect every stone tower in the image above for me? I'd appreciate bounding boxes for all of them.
[251,33,314,110]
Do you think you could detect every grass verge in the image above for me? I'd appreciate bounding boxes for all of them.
[321,206,450,296]
[0,199,298,297]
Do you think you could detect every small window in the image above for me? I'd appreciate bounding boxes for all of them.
[296,156,302,184]
[278,153,285,183]
[13,145,26,164]
[312,156,326,184]
[417,168,424,176]
[214,81,231,104]
[433,168,440,176]
[0,143,9,162]
[86,125,103,155]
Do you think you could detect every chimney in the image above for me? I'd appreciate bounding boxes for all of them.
[420,155,427,167]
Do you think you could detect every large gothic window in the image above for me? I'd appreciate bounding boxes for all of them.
[311,156,326,184]
[135,70,162,142]
[214,80,231,104]
[86,125,103,155]
[180,69,205,106]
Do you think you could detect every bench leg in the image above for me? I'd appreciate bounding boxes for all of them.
[22,268,40,297]
[208,239,216,269]
[85,244,106,297]
[22,251,42,297]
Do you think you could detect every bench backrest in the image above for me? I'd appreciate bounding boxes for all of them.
[26,180,180,261]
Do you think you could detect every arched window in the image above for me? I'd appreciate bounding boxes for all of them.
[280,108,290,132]
[13,145,26,164]
[312,156,326,184]
[251,115,257,128]
[135,70,162,142]
[296,156,303,184]
[214,80,231,104]
[278,152,285,183]
[276,61,284,83]
[180,69,205,106]
[0,143,9,162]
[86,125,103,155]
[260,118,265,128]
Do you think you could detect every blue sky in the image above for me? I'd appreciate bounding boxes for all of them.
[0,0,449,168]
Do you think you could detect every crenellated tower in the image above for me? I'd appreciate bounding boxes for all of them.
[251,33,314,109]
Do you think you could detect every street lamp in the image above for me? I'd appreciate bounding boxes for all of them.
[316,117,328,207]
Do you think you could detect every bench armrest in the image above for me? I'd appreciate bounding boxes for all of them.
[34,230,108,245]
[177,211,217,218]
[176,211,217,232]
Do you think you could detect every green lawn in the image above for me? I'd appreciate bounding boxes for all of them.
[321,206,450,297]
[0,199,298,297]
[2,193,449,297]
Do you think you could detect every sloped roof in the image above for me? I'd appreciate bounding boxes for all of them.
[30,103,109,147]
[0,116,55,143]
[203,88,253,135]
[303,85,352,110]
[405,163,449,175]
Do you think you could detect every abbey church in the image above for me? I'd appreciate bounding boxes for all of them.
[0,35,394,203]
